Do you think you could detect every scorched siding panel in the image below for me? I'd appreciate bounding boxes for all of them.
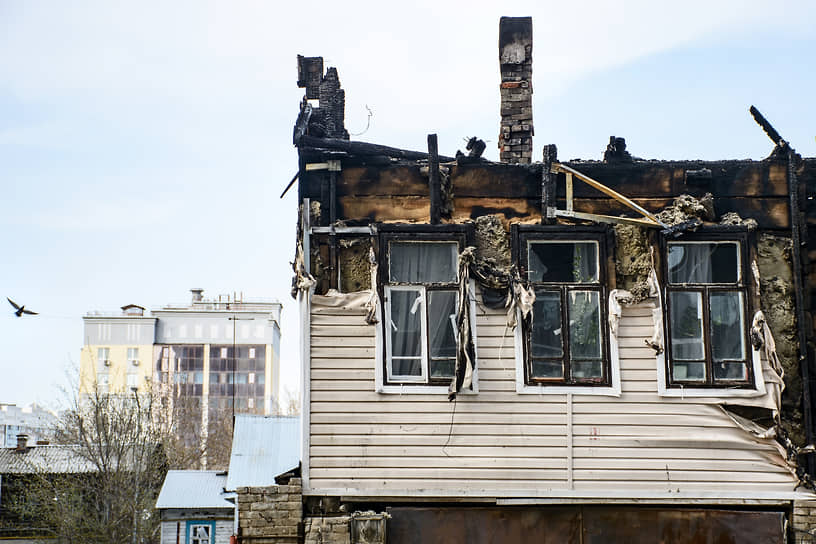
[307,293,798,496]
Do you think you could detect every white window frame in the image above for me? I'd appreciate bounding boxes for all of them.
[384,285,430,383]
[376,280,479,395]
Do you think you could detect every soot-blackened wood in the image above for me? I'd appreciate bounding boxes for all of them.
[750,105,785,146]
[541,144,558,224]
[329,170,338,289]
[788,147,815,474]
[428,134,441,225]
[299,135,455,162]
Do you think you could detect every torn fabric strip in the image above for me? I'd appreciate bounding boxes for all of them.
[364,245,380,325]
[291,239,316,298]
[449,247,476,401]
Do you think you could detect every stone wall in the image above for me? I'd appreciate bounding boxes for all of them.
[236,479,302,544]
[793,500,816,543]
[303,515,351,544]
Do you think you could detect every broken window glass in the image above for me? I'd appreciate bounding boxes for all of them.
[666,237,751,387]
[188,522,212,544]
[528,241,598,283]
[384,240,459,385]
[521,232,608,386]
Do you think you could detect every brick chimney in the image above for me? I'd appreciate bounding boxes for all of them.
[498,16,533,164]
[15,433,28,452]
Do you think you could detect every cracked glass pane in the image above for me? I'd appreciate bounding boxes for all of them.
[528,241,598,283]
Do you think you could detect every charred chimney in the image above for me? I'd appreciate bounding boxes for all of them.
[498,16,533,164]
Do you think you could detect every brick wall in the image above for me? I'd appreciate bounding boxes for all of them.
[236,479,303,544]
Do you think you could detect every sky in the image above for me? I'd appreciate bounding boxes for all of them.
[1,0,814,410]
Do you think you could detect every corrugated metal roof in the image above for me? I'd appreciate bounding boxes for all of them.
[155,470,234,509]
[0,445,96,474]
[225,415,300,491]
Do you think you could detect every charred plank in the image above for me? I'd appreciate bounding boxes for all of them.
[298,135,455,162]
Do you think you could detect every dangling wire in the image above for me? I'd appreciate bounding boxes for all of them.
[349,105,373,137]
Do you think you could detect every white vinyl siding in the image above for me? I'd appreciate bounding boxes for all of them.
[307,291,797,497]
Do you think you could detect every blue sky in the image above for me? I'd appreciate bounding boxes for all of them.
[1,0,814,408]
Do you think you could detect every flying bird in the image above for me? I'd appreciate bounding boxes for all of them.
[7,297,38,317]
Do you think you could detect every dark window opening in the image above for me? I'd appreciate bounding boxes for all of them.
[516,227,610,386]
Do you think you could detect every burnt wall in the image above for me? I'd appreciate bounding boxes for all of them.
[298,157,792,230]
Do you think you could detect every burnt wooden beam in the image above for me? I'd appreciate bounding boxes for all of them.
[541,144,557,224]
[279,172,299,199]
[428,134,441,225]
[787,147,815,473]
[750,105,787,146]
[298,135,455,162]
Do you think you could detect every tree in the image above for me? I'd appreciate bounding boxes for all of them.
[10,389,167,543]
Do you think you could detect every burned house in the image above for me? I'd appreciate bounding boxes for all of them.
[277,17,816,544]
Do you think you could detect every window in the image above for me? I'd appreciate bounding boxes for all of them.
[517,228,609,386]
[97,372,109,394]
[127,347,139,366]
[97,347,110,367]
[186,521,214,544]
[380,229,468,386]
[665,234,752,387]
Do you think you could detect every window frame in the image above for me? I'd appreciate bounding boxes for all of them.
[186,520,215,544]
[662,229,757,390]
[514,225,613,388]
[375,224,478,393]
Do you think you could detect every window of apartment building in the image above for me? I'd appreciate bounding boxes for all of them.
[516,227,610,386]
[127,347,139,366]
[127,371,139,389]
[379,228,469,387]
[97,347,110,367]
[665,233,752,387]
[97,372,110,394]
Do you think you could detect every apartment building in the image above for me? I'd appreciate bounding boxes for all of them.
[80,289,282,417]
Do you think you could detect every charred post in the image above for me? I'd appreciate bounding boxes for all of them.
[428,134,441,225]
[541,144,557,223]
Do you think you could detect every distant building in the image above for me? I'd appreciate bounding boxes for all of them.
[80,289,283,418]
[80,304,156,395]
[155,470,234,544]
[0,403,56,448]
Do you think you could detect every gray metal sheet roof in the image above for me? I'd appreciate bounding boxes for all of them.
[155,470,234,509]
[225,415,300,491]
[0,445,96,474]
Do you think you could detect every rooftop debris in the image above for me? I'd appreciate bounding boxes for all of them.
[603,136,633,163]
[656,193,715,228]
